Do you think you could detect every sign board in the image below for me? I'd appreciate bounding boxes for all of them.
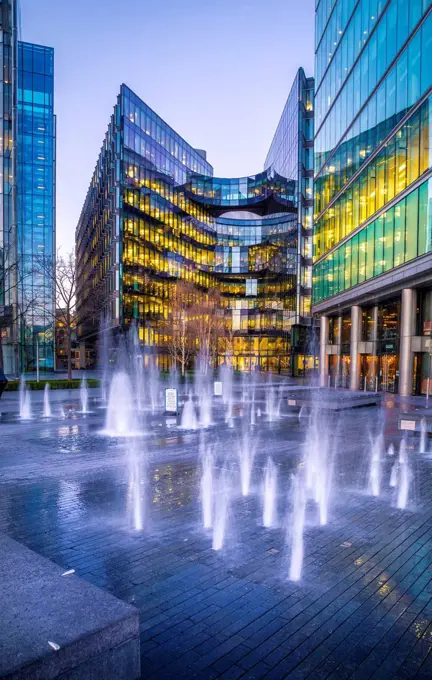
[165,388,178,414]
[400,419,416,431]
[214,381,223,396]
[288,399,296,406]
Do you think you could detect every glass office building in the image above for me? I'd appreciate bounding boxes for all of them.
[313,0,432,395]
[265,68,316,373]
[0,0,17,374]
[17,41,55,371]
[0,0,55,374]
[76,83,311,372]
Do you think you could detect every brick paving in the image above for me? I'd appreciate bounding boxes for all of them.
[1,389,432,678]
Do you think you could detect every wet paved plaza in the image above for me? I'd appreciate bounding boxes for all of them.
[1,387,432,679]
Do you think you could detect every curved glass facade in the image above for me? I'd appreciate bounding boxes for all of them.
[76,83,310,372]
[184,171,296,214]
[214,214,297,274]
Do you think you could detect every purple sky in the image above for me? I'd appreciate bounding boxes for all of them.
[20,0,315,253]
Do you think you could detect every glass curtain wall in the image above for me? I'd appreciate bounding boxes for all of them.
[313,0,432,305]
[17,42,55,371]
[0,0,17,374]
[76,84,299,372]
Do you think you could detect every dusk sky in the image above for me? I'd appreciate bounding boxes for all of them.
[20,0,315,253]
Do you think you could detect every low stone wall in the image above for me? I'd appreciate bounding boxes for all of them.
[0,533,140,679]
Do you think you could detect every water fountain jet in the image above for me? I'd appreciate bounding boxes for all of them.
[263,457,277,528]
[127,441,144,530]
[180,393,198,430]
[19,377,32,420]
[369,432,383,497]
[200,391,212,428]
[80,377,89,414]
[420,417,427,454]
[238,427,256,497]
[397,438,410,509]
[200,439,213,529]
[104,371,138,436]
[289,470,306,581]
[212,464,230,551]
[43,383,52,418]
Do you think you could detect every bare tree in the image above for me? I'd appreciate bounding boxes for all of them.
[191,289,225,373]
[162,280,197,376]
[219,316,237,369]
[37,250,103,382]
[36,250,75,381]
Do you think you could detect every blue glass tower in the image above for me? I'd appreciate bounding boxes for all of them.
[17,42,55,371]
[0,0,17,374]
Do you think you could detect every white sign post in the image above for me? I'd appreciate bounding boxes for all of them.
[165,388,178,414]
[214,381,223,397]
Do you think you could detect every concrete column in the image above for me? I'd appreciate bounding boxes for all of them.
[371,306,378,343]
[319,315,329,387]
[335,315,342,387]
[399,288,417,396]
[350,305,362,391]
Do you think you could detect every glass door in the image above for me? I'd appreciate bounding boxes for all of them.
[380,354,398,393]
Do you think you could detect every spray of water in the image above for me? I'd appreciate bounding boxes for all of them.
[127,441,143,530]
[238,426,256,497]
[304,408,332,525]
[98,314,111,406]
[200,435,213,529]
[420,417,427,454]
[43,383,52,418]
[397,438,410,510]
[80,377,89,414]
[389,461,398,487]
[266,386,277,422]
[200,390,213,428]
[369,432,383,497]
[212,464,230,551]
[289,469,307,581]
[105,371,138,436]
[180,393,198,430]
[19,377,32,420]
[149,357,159,414]
[263,457,277,528]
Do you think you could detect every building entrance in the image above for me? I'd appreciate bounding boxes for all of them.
[360,355,378,391]
[413,352,432,396]
[379,354,398,393]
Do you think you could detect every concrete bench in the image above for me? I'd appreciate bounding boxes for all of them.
[286,392,380,411]
[0,533,140,679]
